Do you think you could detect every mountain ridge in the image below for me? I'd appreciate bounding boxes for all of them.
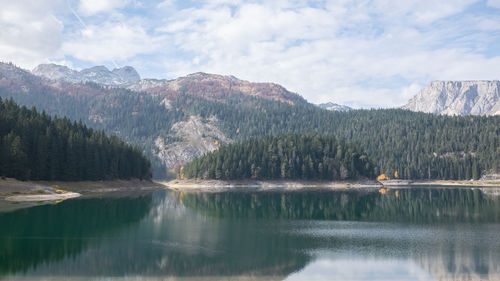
[125,71,307,105]
[32,63,141,86]
[31,63,306,105]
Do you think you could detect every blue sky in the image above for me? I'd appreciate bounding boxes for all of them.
[1,0,500,108]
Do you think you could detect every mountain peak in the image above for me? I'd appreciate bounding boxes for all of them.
[317,102,352,112]
[403,80,500,116]
[83,65,109,72]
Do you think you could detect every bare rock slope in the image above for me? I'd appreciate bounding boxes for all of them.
[153,115,232,170]
[403,81,500,116]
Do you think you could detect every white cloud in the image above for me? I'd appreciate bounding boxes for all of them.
[0,0,64,69]
[487,0,500,8]
[78,0,130,16]
[63,21,162,63]
[153,0,500,107]
[2,0,499,108]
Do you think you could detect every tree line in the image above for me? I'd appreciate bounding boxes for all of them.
[182,134,374,180]
[0,98,151,181]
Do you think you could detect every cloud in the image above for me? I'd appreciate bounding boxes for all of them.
[153,0,500,107]
[2,0,499,108]
[487,0,500,8]
[0,0,64,69]
[63,20,163,63]
[78,0,130,16]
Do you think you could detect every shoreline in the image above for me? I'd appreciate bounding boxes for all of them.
[160,178,500,192]
[161,179,382,192]
[0,178,163,202]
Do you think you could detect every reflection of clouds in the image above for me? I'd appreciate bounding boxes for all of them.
[147,191,224,256]
[285,220,500,281]
[150,192,188,227]
[285,258,434,281]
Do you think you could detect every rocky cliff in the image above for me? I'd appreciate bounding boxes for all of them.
[153,115,232,170]
[403,81,500,116]
[32,63,140,86]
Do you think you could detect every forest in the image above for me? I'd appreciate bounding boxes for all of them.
[0,98,151,181]
[182,134,375,180]
[179,94,498,180]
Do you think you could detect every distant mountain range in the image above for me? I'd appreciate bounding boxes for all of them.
[1,62,498,180]
[31,63,306,105]
[29,63,500,116]
[317,102,352,112]
[32,63,141,86]
[403,81,500,116]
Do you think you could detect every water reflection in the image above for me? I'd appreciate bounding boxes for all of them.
[0,194,153,277]
[177,187,500,223]
[0,187,499,280]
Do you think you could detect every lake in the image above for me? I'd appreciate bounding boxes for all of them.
[1,186,500,280]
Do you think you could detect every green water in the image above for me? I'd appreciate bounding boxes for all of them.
[1,186,500,280]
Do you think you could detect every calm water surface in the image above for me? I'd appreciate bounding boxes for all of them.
[1,186,500,280]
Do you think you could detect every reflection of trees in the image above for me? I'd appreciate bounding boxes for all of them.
[0,193,310,278]
[0,194,153,276]
[177,188,500,223]
[2,189,500,279]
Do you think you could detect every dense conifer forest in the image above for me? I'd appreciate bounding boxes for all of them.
[0,98,151,181]
[179,95,499,180]
[182,134,375,180]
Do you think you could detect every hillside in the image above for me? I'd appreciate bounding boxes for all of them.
[2,62,499,180]
[126,72,307,105]
[0,98,151,181]
[403,81,500,116]
[182,134,374,180]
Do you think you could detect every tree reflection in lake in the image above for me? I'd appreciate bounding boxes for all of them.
[0,187,499,280]
[177,187,500,223]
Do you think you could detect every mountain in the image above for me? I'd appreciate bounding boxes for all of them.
[318,102,352,112]
[1,62,499,180]
[126,72,307,105]
[403,81,500,116]
[32,63,140,86]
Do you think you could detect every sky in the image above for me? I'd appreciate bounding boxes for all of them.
[1,0,500,108]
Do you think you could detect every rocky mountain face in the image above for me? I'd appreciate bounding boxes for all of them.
[32,63,140,86]
[126,72,307,105]
[403,81,500,116]
[318,102,352,112]
[154,115,232,170]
